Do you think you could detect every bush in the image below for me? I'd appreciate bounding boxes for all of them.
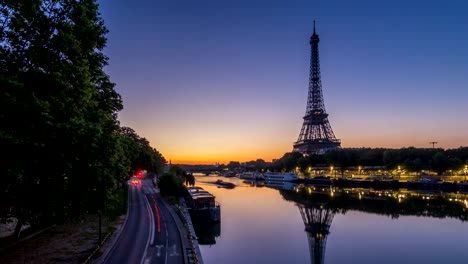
[158,173,184,197]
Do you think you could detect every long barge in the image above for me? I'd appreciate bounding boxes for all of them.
[185,186,221,222]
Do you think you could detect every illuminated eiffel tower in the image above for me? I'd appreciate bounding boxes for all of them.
[294,21,340,155]
[298,204,335,264]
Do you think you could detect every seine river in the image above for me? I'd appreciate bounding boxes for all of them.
[193,175,468,264]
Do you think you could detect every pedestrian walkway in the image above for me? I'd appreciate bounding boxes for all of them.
[177,199,204,264]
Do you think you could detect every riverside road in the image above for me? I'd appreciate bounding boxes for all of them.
[103,179,184,264]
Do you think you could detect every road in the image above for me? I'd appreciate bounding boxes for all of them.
[103,179,184,264]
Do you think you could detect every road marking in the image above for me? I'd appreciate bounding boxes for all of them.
[165,208,169,264]
[145,195,155,245]
[140,195,154,264]
[155,245,164,257]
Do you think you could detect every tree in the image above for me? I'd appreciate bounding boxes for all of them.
[297,157,310,174]
[404,158,424,174]
[279,152,303,172]
[227,161,241,171]
[325,150,353,177]
[169,165,195,186]
[0,1,166,238]
[158,173,183,197]
[432,152,450,176]
[383,149,402,169]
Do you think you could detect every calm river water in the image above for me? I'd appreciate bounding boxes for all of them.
[193,175,468,264]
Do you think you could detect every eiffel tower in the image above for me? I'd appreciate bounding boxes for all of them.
[298,204,335,264]
[294,21,340,155]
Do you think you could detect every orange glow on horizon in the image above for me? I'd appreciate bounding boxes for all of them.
[141,117,467,165]
[167,151,283,165]
[162,137,468,165]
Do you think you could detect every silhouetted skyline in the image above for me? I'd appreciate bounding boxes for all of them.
[99,0,468,164]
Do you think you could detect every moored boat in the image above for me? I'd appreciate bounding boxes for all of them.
[264,172,299,182]
[185,186,221,222]
[238,172,264,180]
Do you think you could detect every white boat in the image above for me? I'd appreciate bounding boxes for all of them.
[263,172,299,182]
[238,172,264,180]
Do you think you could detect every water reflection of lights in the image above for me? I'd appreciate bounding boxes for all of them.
[294,185,468,207]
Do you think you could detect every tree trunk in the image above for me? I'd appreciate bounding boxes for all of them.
[13,216,24,240]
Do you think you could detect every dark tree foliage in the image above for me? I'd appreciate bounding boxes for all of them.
[279,152,303,172]
[158,165,195,196]
[243,159,267,172]
[169,165,195,186]
[158,173,184,197]
[269,147,468,175]
[325,150,355,177]
[297,157,310,173]
[0,1,165,238]
[227,161,241,171]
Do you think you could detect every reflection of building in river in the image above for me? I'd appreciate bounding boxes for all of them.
[289,186,468,221]
[298,204,335,264]
[280,185,468,263]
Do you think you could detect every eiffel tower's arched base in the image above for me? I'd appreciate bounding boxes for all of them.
[293,139,341,155]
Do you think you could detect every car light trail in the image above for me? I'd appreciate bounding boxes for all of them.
[154,204,161,233]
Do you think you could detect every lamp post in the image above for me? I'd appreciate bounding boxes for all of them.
[330,166,334,178]
[464,165,467,182]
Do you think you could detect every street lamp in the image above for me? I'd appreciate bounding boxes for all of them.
[358,166,362,176]
[464,165,467,182]
[330,166,334,178]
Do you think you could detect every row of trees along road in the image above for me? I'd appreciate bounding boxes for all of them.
[0,1,165,239]
[268,147,468,177]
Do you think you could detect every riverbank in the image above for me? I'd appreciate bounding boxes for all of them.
[176,198,204,264]
[0,215,120,264]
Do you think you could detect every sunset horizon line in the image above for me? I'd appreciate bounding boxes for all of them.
[166,144,468,165]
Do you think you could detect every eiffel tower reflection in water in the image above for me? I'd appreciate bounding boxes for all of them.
[298,203,336,264]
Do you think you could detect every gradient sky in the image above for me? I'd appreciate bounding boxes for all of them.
[99,0,468,164]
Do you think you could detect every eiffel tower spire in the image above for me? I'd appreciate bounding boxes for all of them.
[294,22,341,155]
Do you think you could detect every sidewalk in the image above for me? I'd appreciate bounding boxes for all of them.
[176,199,204,264]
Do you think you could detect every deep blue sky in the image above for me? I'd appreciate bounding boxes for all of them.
[99,0,468,163]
